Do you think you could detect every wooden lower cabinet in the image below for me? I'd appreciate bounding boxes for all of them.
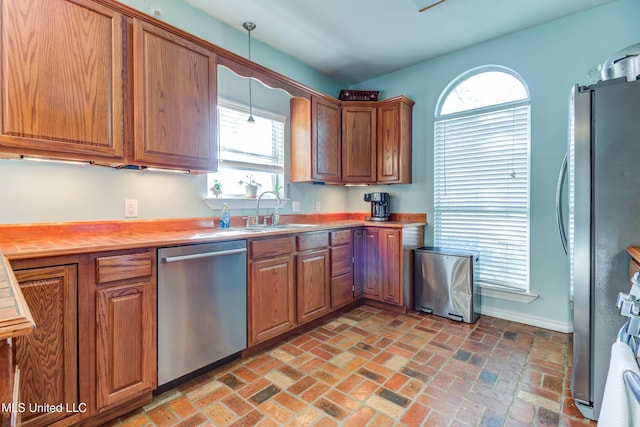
[95,281,155,411]
[93,251,156,414]
[355,228,382,298]
[379,229,402,305]
[356,227,403,306]
[296,249,330,323]
[249,255,296,345]
[13,265,78,427]
[330,230,355,307]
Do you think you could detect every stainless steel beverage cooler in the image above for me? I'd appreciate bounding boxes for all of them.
[413,246,479,323]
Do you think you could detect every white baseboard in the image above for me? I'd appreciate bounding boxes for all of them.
[479,306,573,333]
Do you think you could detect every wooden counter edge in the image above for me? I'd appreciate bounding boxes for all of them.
[628,247,640,263]
[0,254,35,341]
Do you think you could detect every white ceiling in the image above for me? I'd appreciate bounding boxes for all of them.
[182,0,617,84]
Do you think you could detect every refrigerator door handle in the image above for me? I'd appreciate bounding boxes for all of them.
[556,152,568,255]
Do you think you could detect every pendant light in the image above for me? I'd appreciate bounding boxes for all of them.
[243,21,256,123]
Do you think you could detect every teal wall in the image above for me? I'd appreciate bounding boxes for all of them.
[348,0,640,330]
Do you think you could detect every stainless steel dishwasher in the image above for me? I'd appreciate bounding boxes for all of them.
[157,240,247,387]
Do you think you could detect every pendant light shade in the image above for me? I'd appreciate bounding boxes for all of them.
[243,21,256,123]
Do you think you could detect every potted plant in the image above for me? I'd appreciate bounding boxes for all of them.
[239,175,261,198]
[209,179,222,198]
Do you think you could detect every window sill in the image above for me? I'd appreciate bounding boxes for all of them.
[479,286,538,304]
[202,197,289,211]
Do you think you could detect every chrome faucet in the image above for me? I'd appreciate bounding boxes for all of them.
[256,191,281,226]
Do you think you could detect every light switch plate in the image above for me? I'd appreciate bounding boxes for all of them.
[291,201,301,213]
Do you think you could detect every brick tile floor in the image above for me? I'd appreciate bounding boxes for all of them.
[104,306,597,426]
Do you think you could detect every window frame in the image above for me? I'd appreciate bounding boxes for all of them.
[208,98,286,198]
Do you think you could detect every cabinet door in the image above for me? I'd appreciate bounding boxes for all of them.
[96,281,155,411]
[377,98,413,184]
[133,19,218,171]
[342,106,376,183]
[379,229,402,305]
[0,0,124,161]
[13,265,78,427]
[297,249,330,323]
[249,256,295,345]
[312,96,341,182]
[359,228,381,299]
[352,229,365,298]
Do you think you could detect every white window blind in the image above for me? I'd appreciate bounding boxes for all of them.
[209,100,285,196]
[218,104,285,174]
[434,103,530,291]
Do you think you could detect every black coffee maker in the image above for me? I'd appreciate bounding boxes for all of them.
[364,192,390,221]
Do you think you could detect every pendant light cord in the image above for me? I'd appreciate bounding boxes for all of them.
[243,22,256,123]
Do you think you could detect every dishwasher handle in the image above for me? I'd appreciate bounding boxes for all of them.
[161,247,247,263]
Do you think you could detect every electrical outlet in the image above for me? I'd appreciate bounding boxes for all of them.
[124,199,138,218]
[315,200,321,212]
[291,201,301,213]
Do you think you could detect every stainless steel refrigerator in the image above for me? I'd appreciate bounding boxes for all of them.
[559,77,640,420]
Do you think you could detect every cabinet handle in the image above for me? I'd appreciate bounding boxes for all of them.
[161,248,247,263]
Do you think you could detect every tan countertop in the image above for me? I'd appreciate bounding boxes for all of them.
[0,213,426,260]
[0,212,425,339]
[0,254,35,340]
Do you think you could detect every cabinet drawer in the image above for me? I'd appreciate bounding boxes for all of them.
[331,245,352,277]
[96,252,153,284]
[250,237,294,259]
[330,229,351,246]
[297,232,329,252]
[331,273,353,308]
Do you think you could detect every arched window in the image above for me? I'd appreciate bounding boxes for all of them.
[434,66,530,292]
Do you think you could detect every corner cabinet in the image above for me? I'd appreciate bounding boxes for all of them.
[355,225,424,311]
[342,104,377,184]
[377,96,414,184]
[0,0,125,162]
[291,95,414,184]
[132,19,218,171]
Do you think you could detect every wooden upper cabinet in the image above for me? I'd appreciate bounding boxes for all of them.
[342,104,376,184]
[290,95,341,182]
[377,96,414,184]
[0,0,125,161]
[132,19,218,171]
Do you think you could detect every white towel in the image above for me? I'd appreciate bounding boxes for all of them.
[598,341,640,426]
